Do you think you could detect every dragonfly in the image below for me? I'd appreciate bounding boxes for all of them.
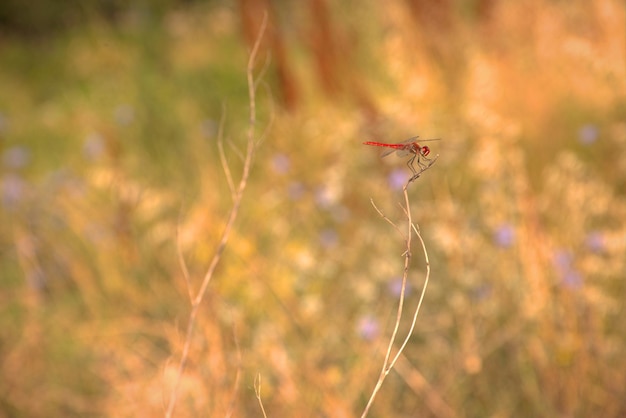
[363,136,439,176]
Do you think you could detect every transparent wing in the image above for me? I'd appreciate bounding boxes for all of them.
[381,136,419,158]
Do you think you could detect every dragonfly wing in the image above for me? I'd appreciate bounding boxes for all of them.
[395,148,412,157]
[391,136,419,157]
[367,136,422,158]
[380,147,399,158]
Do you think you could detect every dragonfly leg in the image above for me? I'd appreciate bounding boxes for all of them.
[408,151,438,184]
[416,152,433,170]
[406,155,417,175]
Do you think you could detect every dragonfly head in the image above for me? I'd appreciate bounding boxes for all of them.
[421,146,431,156]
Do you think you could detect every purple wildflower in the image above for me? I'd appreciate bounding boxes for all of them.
[387,168,409,190]
[472,284,492,301]
[83,133,105,160]
[357,316,380,341]
[319,228,339,248]
[585,231,605,253]
[287,182,305,200]
[552,249,583,290]
[493,223,515,248]
[578,124,599,145]
[553,249,574,271]
[271,153,290,174]
[2,173,26,208]
[388,276,411,297]
[562,269,583,289]
[2,146,30,169]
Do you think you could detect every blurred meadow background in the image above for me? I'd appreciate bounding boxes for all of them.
[2,0,626,416]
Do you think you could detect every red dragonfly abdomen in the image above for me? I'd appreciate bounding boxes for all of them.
[362,141,407,150]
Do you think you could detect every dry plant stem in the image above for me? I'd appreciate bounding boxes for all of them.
[361,168,435,418]
[254,374,268,418]
[392,221,431,363]
[224,325,243,418]
[217,105,236,201]
[164,13,268,418]
[176,208,193,302]
[394,353,457,418]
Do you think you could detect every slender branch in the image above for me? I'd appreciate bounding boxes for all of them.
[165,13,268,418]
[361,159,437,417]
[176,206,193,302]
[224,323,243,418]
[256,80,275,147]
[370,199,404,239]
[390,213,431,368]
[217,104,236,201]
[254,373,268,418]
[394,353,457,418]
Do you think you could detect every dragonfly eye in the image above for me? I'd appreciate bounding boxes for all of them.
[421,146,431,156]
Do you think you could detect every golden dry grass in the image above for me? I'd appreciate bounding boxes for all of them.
[1,1,625,416]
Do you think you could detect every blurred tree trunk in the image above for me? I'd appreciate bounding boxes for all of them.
[404,0,458,65]
[238,0,300,111]
[307,0,379,125]
[237,0,379,126]
[404,0,466,106]
[308,0,340,97]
